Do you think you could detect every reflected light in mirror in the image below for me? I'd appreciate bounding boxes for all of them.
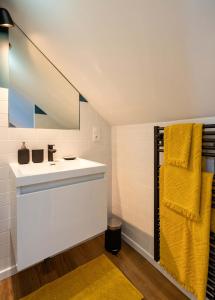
[8,26,80,129]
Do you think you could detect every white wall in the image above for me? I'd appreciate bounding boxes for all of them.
[2,0,215,125]
[0,90,111,279]
[112,117,215,257]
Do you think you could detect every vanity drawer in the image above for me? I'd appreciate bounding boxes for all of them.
[16,178,107,271]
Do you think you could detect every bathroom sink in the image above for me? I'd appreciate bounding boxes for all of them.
[10,158,106,187]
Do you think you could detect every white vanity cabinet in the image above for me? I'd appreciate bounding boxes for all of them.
[10,159,107,271]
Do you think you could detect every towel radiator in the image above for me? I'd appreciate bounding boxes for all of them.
[154,124,215,300]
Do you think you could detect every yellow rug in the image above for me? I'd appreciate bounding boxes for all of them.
[21,255,143,300]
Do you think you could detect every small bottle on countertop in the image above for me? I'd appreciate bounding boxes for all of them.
[18,142,30,165]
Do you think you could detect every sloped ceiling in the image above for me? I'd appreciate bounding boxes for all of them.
[1,0,215,125]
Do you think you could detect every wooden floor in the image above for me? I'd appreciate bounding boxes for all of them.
[0,235,188,300]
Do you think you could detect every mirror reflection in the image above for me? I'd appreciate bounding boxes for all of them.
[8,26,80,129]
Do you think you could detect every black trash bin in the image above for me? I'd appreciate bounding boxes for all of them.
[105,217,122,255]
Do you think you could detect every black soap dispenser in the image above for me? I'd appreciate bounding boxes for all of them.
[18,142,30,165]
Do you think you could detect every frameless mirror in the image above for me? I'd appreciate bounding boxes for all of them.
[8,26,80,129]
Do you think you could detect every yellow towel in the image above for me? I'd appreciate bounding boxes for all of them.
[164,123,193,168]
[160,166,213,300]
[163,123,203,220]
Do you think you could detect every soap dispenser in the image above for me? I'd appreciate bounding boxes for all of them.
[18,142,30,164]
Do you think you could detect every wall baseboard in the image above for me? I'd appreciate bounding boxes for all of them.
[0,265,16,281]
[122,232,196,300]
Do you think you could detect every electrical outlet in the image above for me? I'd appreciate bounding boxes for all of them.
[92,127,101,142]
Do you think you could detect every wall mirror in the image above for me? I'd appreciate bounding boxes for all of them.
[8,27,80,129]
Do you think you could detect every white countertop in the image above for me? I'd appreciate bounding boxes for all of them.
[10,158,106,187]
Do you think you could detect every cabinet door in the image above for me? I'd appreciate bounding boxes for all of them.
[17,179,107,270]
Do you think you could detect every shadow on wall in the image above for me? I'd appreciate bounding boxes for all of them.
[112,214,154,257]
[111,165,122,218]
[112,144,154,256]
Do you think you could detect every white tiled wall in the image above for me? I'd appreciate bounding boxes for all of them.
[112,116,215,257]
[0,92,111,279]
[0,88,8,127]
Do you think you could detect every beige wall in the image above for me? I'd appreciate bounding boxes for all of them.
[0,97,111,279]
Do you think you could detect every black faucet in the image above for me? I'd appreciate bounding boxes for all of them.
[48,144,57,162]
